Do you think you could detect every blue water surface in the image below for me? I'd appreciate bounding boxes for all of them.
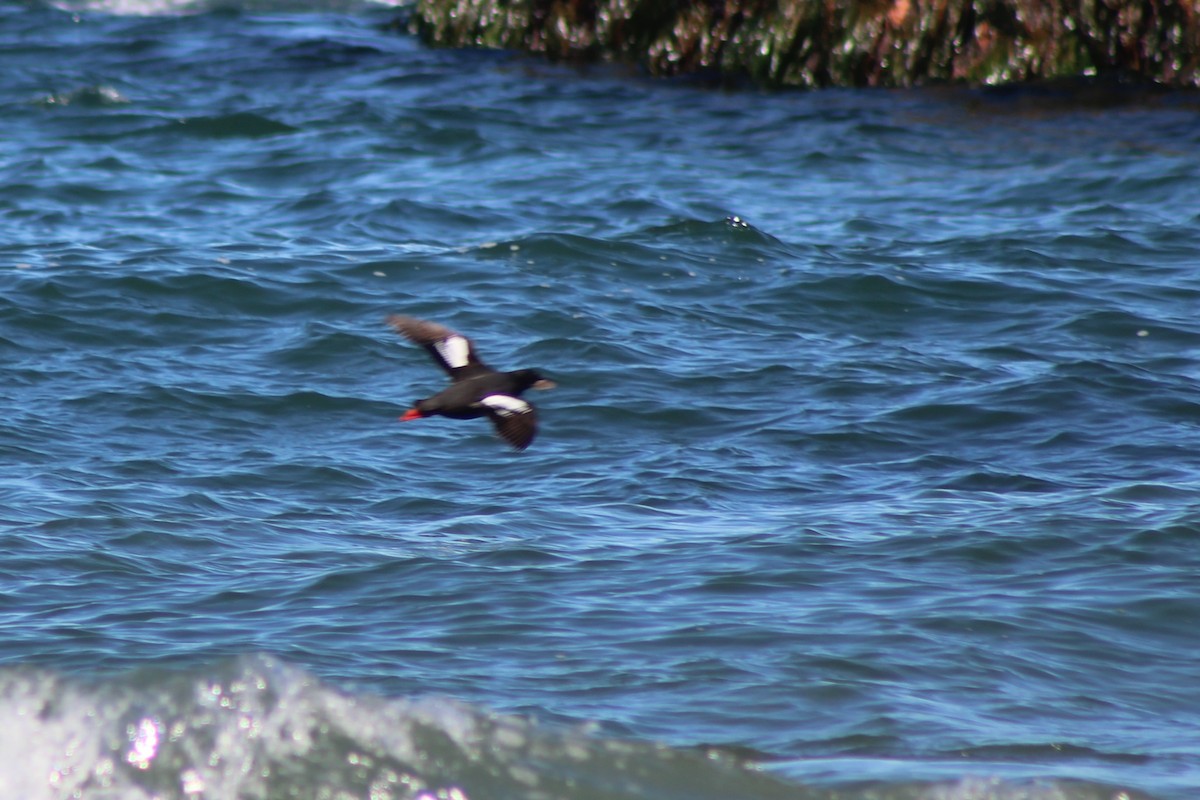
[1,2,1199,798]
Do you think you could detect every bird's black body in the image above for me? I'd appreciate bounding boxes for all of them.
[410,369,549,420]
[387,315,555,450]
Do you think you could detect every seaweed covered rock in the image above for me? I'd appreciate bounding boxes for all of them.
[409,0,1200,88]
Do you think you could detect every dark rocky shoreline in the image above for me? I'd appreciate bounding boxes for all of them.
[405,0,1200,90]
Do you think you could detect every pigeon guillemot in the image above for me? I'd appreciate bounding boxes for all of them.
[386,315,556,451]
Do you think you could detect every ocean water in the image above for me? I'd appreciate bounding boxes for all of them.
[2,1,1199,798]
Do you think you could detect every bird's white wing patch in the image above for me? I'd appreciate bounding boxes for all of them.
[481,395,531,416]
[434,335,471,369]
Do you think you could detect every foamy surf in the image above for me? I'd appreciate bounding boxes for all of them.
[0,656,1151,800]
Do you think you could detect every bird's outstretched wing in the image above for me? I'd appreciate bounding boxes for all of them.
[479,394,538,451]
[387,315,492,381]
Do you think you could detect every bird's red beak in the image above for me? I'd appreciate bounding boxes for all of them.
[399,408,424,421]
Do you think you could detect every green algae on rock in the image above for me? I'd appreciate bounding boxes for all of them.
[408,0,1200,88]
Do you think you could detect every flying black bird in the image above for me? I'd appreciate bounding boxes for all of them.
[386,315,556,451]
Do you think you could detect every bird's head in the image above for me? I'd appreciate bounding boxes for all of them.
[513,369,556,392]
